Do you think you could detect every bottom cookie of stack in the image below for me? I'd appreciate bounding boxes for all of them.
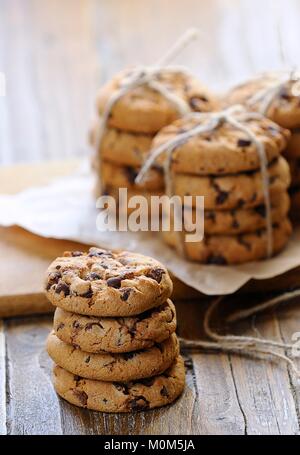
[53,355,185,413]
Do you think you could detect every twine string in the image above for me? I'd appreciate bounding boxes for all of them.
[179,294,300,378]
[94,29,200,193]
[248,70,300,115]
[135,105,274,257]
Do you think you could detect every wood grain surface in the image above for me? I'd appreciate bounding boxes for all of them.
[1,0,300,435]
[1,299,300,435]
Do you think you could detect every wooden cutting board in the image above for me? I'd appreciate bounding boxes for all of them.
[1,160,300,318]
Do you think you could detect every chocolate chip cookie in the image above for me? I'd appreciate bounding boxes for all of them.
[47,331,179,382]
[90,124,154,167]
[45,248,173,317]
[53,355,185,412]
[225,73,300,129]
[182,191,290,235]
[163,218,292,264]
[173,156,291,210]
[151,114,290,176]
[100,160,164,191]
[53,300,176,353]
[96,68,218,133]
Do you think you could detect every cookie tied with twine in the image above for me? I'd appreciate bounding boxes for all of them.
[136,105,291,259]
[92,28,218,193]
[226,70,300,129]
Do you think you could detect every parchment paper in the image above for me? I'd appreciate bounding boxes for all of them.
[1,162,300,295]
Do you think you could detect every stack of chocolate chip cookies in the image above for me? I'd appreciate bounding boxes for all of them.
[45,247,185,412]
[90,68,217,208]
[225,73,300,222]
[152,114,292,264]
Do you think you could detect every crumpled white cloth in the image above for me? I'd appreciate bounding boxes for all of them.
[1,162,300,295]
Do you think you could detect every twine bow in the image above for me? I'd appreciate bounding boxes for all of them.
[136,105,274,257]
[94,28,200,193]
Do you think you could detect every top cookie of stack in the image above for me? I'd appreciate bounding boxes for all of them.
[224,73,300,221]
[91,68,218,201]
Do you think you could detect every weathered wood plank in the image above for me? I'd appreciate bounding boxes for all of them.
[0,320,6,435]
[229,309,299,435]
[177,301,246,435]
[5,315,63,435]
[276,298,300,432]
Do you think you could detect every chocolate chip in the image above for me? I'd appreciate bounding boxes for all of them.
[55,281,70,296]
[56,322,65,330]
[120,288,131,301]
[81,288,93,298]
[87,272,101,281]
[124,166,138,185]
[55,265,61,270]
[85,356,90,363]
[123,352,137,360]
[72,389,88,407]
[113,383,129,395]
[232,219,240,229]
[205,211,216,222]
[254,204,266,217]
[107,276,122,288]
[160,386,169,397]
[47,271,61,290]
[237,139,252,147]
[237,235,251,251]
[216,191,229,205]
[207,255,228,265]
[72,320,80,329]
[71,251,83,257]
[128,396,150,411]
[139,377,155,387]
[88,248,112,258]
[237,198,245,208]
[85,321,104,331]
[146,268,165,283]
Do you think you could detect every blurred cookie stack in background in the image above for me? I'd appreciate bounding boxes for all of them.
[45,248,185,412]
[152,112,292,264]
[225,73,300,222]
[90,68,217,212]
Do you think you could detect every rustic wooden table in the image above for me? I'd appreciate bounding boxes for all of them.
[1,0,300,436]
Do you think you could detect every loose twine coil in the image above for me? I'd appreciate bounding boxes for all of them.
[94,29,300,377]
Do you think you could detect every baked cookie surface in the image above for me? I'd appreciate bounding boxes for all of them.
[163,218,292,264]
[173,156,290,210]
[90,124,154,167]
[152,115,290,175]
[45,248,173,317]
[183,192,290,235]
[53,355,185,412]
[100,160,164,191]
[97,69,218,133]
[47,331,179,382]
[53,300,176,353]
[225,74,300,129]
